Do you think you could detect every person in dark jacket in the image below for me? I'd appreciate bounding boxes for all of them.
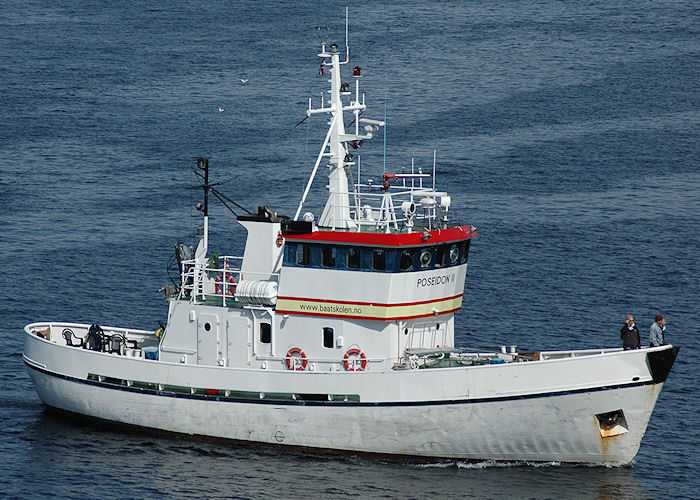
[620,315,641,350]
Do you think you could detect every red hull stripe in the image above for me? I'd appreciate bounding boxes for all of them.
[276,294,463,308]
[275,306,463,322]
[283,225,476,247]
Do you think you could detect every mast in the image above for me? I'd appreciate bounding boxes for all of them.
[318,42,354,229]
[295,13,384,229]
[195,157,210,261]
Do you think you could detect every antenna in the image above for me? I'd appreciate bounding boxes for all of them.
[383,101,387,173]
[342,7,350,64]
[193,157,210,256]
[195,157,209,216]
[411,158,415,192]
[316,26,329,45]
[432,150,436,191]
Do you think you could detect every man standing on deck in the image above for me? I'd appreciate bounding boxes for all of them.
[620,315,641,349]
[650,315,667,347]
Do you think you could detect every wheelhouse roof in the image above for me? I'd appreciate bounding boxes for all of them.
[283,225,476,248]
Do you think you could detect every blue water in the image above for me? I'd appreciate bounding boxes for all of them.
[2,1,698,498]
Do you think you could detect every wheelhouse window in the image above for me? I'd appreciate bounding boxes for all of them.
[284,243,296,264]
[260,323,271,344]
[286,240,469,271]
[435,245,447,268]
[372,249,386,270]
[321,246,336,267]
[296,244,310,266]
[459,240,469,263]
[347,247,361,269]
[399,249,414,271]
[323,327,334,348]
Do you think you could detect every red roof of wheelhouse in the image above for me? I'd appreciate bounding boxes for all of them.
[283,224,476,247]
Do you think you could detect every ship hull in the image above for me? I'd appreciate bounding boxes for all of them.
[24,327,676,464]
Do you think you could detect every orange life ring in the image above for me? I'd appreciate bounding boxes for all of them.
[215,273,236,296]
[285,347,308,371]
[343,348,367,371]
[276,232,284,247]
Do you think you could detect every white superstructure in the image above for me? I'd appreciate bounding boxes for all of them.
[23,13,678,464]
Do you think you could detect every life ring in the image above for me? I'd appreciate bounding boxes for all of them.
[214,273,236,296]
[343,347,367,371]
[276,232,284,247]
[285,347,308,371]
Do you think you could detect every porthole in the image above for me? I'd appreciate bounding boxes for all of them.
[204,322,211,332]
[449,244,459,264]
[420,249,432,268]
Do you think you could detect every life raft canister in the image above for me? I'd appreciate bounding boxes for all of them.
[285,347,308,371]
[215,273,236,296]
[343,347,367,371]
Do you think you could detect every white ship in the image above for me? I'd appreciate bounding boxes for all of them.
[23,16,678,464]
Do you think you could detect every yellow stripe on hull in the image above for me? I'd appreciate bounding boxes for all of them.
[276,295,463,320]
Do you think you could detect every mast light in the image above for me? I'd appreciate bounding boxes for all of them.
[353,66,361,77]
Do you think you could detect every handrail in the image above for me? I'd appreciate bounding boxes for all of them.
[255,355,385,364]
[178,258,280,305]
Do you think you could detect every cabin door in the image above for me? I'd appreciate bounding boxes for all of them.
[197,312,221,366]
[226,315,251,367]
[407,320,448,349]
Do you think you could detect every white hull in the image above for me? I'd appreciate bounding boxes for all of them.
[24,326,675,464]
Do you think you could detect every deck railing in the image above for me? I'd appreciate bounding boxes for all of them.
[178,255,279,307]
